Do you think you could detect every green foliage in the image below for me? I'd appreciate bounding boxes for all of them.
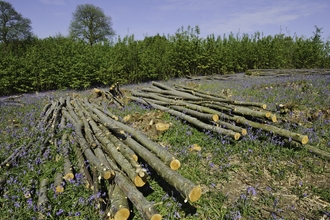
[0,1,33,46]
[0,25,330,96]
[69,4,115,46]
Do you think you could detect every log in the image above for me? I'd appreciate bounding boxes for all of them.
[54,172,64,194]
[233,115,308,144]
[142,87,203,101]
[198,102,276,122]
[174,84,267,109]
[98,124,142,169]
[174,83,228,99]
[122,134,202,203]
[135,97,241,140]
[61,133,74,181]
[70,134,93,189]
[88,118,147,187]
[72,100,114,175]
[108,184,130,220]
[130,96,219,123]
[62,109,115,180]
[37,179,49,210]
[83,97,181,171]
[104,154,162,220]
[75,99,147,183]
[213,120,247,136]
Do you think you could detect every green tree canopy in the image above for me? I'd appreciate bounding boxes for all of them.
[69,4,115,46]
[0,1,33,46]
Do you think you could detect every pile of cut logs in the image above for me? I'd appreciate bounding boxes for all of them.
[1,84,201,220]
[130,82,309,145]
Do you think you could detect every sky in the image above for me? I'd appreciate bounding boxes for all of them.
[5,0,330,41]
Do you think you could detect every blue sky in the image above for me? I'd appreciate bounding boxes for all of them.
[6,0,330,41]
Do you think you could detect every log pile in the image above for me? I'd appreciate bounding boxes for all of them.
[129,81,310,146]
[0,94,24,106]
[0,87,201,220]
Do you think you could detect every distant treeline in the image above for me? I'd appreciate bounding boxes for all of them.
[1,26,329,95]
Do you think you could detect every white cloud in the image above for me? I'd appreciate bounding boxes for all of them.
[202,0,328,35]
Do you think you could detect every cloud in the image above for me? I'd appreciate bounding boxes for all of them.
[202,0,328,35]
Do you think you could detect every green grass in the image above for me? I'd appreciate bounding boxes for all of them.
[1,72,330,219]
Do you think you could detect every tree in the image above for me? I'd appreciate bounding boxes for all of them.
[0,1,33,46]
[69,4,115,46]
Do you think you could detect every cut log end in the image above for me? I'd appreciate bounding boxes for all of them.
[114,208,130,220]
[55,186,64,194]
[301,135,309,145]
[103,170,115,180]
[234,133,241,140]
[262,104,267,109]
[241,129,247,136]
[63,173,74,181]
[189,185,202,202]
[170,159,181,170]
[271,114,277,122]
[150,214,162,220]
[132,154,138,162]
[134,176,147,187]
[212,114,219,122]
[155,123,170,131]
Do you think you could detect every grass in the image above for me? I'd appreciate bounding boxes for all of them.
[1,71,330,219]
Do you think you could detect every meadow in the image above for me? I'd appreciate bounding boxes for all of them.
[0,69,329,219]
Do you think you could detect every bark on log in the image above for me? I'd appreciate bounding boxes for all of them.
[37,179,49,210]
[62,109,115,180]
[122,134,202,203]
[108,184,130,220]
[83,98,180,170]
[104,154,161,220]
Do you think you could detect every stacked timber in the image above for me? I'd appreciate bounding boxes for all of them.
[130,81,309,146]
[0,88,201,220]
